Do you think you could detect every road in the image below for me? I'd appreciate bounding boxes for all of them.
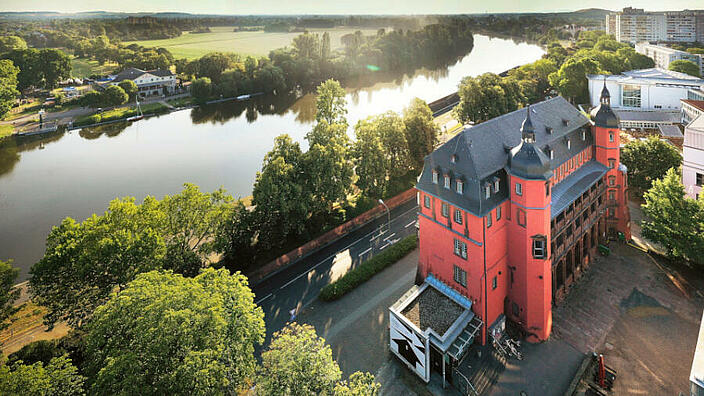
[252,198,419,347]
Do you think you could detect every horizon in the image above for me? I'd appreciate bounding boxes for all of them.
[1,0,703,16]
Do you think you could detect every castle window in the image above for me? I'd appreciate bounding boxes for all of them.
[609,132,614,142]
[453,265,467,286]
[492,276,497,290]
[424,195,431,208]
[444,175,450,189]
[432,171,438,184]
[545,182,550,197]
[608,158,615,169]
[517,209,526,228]
[608,208,615,218]
[608,176,615,186]
[487,214,492,228]
[532,236,547,259]
[454,209,463,224]
[454,239,468,260]
[442,202,449,217]
[609,190,615,200]
[496,206,502,221]
[515,182,522,196]
[456,180,464,194]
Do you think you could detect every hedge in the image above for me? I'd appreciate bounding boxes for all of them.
[73,103,170,127]
[319,234,417,301]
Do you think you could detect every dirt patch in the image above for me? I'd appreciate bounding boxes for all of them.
[401,286,463,336]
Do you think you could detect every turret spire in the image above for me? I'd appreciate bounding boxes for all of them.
[520,105,535,143]
[600,77,610,105]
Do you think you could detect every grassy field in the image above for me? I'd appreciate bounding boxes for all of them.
[0,124,13,139]
[71,57,119,78]
[125,26,380,59]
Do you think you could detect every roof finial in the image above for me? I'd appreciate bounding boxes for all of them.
[520,105,535,143]
[600,76,610,104]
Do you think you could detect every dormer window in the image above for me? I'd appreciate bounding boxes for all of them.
[582,130,586,140]
[444,175,450,189]
[484,184,491,199]
[456,180,464,194]
[432,171,438,184]
[545,126,553,134]
[549,149,554,159]
[567,139,571,150]
[493,178,500,193]
[562,119,569,126]
[450,154,458,163]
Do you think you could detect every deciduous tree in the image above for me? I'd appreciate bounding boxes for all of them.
[669,59,701,77]
[100,85,128,107]
[0,36,27,54]
[0,60,19,119]
[85,269,265,395]
[315,79,347,126]
[0,259,19,332]
[117,79,138,102]
[0,356,85,396]
[548,57,602,103]
[404,98,438,171]
[621,136,682,194]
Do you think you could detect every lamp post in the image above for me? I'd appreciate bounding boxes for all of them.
[378,199,390,235]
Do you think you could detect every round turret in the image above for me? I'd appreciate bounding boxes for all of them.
[509,106,552,180]
[591,79,619,128]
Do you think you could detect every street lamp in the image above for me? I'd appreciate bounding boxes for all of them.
[378,199,390,235]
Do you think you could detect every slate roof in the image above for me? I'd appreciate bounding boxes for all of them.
[658,124,684,138]
[550,161,609,219]
[417,96,591,217]
[111,67,174,83]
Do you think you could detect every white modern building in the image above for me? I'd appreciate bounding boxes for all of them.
[588,68,704,111]
[108,67,177,98]
[636,43,704,77]
[606,8,704,43]
[691,310,704,396]
[683,99,704,125]
[683,115,704,199]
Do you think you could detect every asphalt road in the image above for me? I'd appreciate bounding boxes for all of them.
[252,199,419,347]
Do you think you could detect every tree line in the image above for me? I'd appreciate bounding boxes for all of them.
[453,30,655,124]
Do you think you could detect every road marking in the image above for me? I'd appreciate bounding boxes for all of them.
[383,232,396,242]
[272,204,418,293]
[359,247,372,256]
[405,220,416,228]
[255,293,273,304]
[370,229,386,241]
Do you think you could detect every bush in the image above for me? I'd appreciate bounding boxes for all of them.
[74,114,101,126]
[319,234,417,301]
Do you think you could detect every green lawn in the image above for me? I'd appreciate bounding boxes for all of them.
[74,103,170,127]
[125,26,380,59]
[0,124,13,140]
[71,58,119,78]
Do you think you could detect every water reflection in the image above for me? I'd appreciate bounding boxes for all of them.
[78,122,130,140]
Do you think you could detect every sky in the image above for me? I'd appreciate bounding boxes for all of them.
[1,0,703,15]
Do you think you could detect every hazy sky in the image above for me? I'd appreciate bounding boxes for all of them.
[2,0,703,15]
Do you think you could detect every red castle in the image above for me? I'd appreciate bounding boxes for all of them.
[415,87,630,345]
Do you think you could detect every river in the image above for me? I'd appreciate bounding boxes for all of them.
[0,34,544,280]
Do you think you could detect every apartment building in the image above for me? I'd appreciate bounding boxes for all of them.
[607,8,704,43]
[636,43,704,77]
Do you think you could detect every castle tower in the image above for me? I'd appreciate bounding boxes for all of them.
[590,80,631,240]
[506,106,553,342]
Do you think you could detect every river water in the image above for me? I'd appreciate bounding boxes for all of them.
[0,35,544,280]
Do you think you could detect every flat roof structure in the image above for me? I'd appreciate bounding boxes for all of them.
[401,286,463,336]
[614,110,681,123]
[658,124,684,138]
[588,68,704,85]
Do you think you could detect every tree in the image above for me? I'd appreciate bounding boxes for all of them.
[3,48,40,90]
[454,73,523,124]
[304,122,353,213]
[191,77,212,103]
[158,183,232,277]
[292,32,321,60]
[545,42,568,66]
[30,197,166,327]
[258,323,379,396]
[404,98,438,171]
[641,168,704,264]
[0,259,19,332]
[321,32,331,61]
[85,269,265,395]
[548,57,602,104]
[353,121,389,198]
[255,63,286,94]
[100,85,128,107]
[669,59,701,77]
[215,201,260,271]
[315,79,347,126]
[197,52,234,82]
[38,49,72,88]
[0,36,27,54]
[0,356,85,396]
[117,79,138,102]
[253,135,311,246]
[0,60,19,119]
[621,136,682,194]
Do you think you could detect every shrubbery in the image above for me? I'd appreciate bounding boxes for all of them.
[319,234,417,301]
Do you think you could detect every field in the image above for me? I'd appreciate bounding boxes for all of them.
[71,57,119,78]
[125,26,380,59]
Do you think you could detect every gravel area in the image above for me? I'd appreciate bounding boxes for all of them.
[401,286,464,335]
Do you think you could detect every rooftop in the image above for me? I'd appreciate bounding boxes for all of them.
[551,160,609,219]
[587,68,704,85]
[401,286,463,336]
[658,124,684,138]
[614,109,681,123]
[683,100,704,113]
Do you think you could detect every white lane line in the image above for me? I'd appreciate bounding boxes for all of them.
[255,293,273,304]
[405,220,416,228]
[275,204,418,292]
[370,230,386,241]
[383,232,396,242]
[359,247,372,256]
[380,242,390,250]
